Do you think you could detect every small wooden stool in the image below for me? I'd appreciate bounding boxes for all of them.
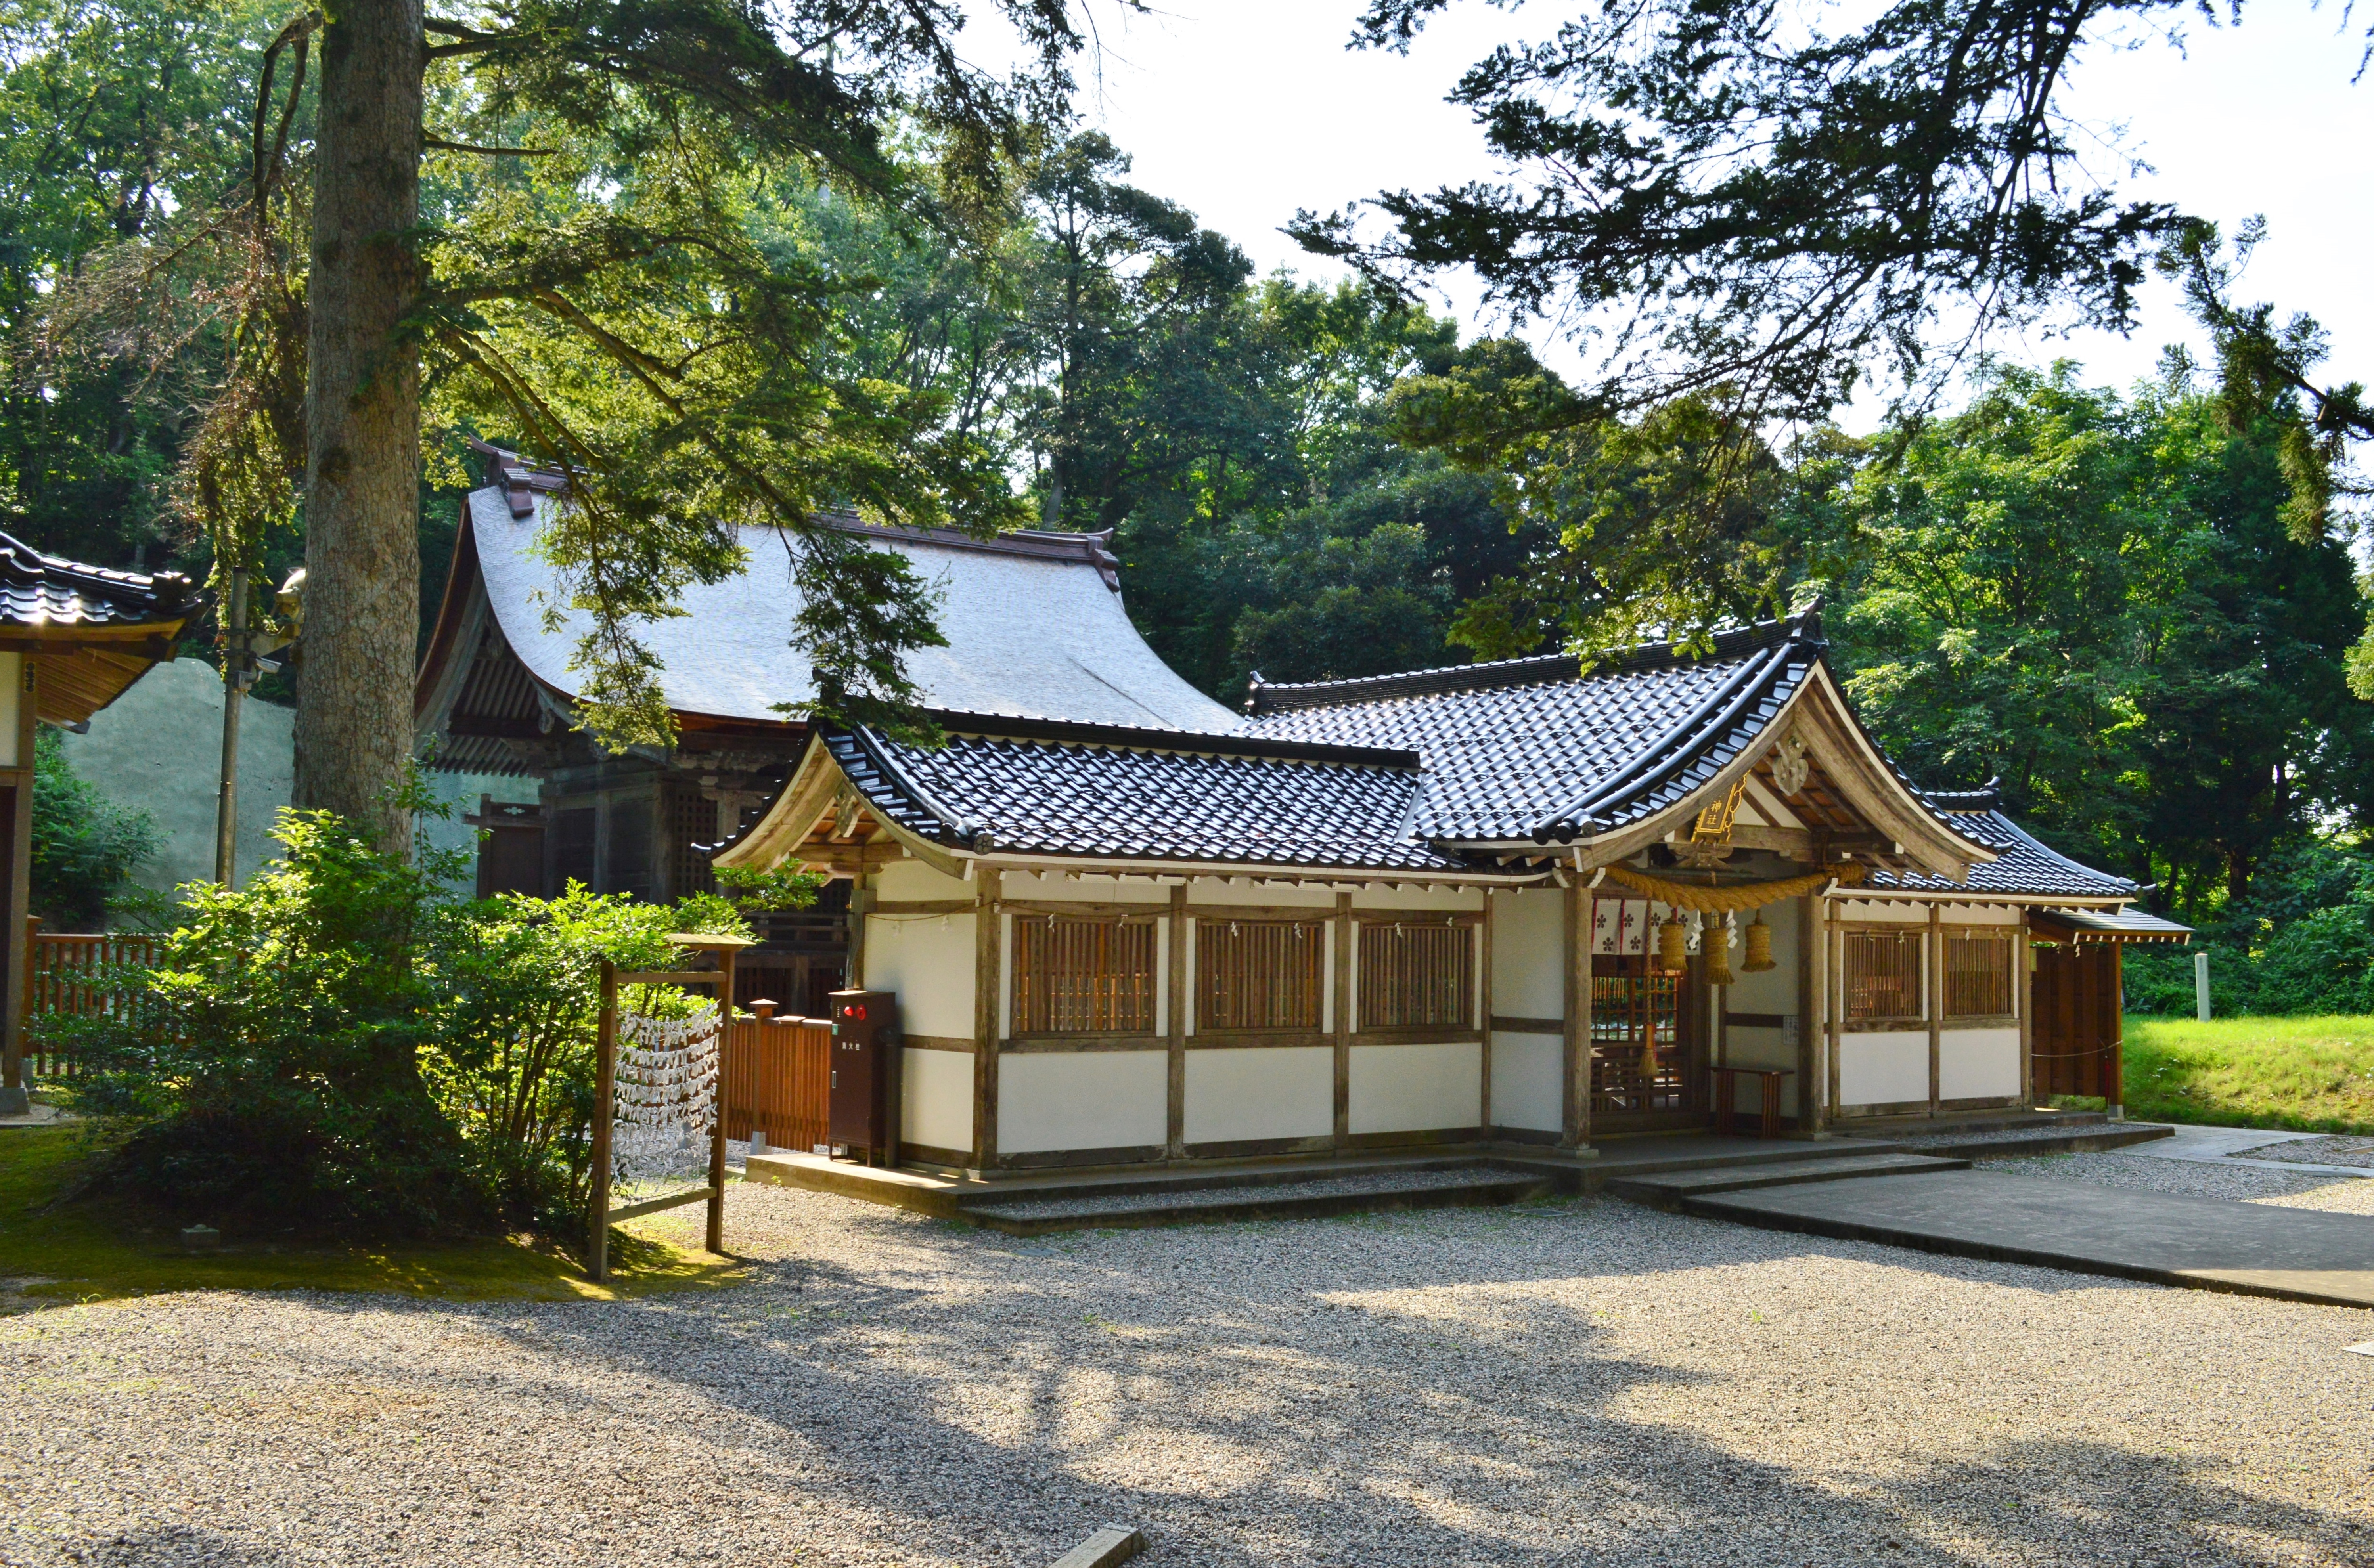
[1710,1066,1794,1139]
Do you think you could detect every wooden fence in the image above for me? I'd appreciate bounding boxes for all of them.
[2030,941,2123,1105]
[22,927,163,1079]
[720,1002,832,1152]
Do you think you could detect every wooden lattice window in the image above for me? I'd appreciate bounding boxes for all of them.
[1197,919,1325,1031]
[1358,920,1474,1030]
[1012,916,1156,1034]
[1945,933,2016,1018]
[1843,930,1923,1022]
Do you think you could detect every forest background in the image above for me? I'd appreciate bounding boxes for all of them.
[4,0,2371,1015]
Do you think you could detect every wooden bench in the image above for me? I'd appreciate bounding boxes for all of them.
[1710,1066,1794,1140]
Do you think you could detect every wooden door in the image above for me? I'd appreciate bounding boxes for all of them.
[1590,953,1705,1126]
[2030,943,2122,1103]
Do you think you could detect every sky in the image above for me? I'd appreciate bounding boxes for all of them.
[996,0,2370,425]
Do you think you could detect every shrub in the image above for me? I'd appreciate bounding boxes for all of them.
[48,801,768,1238]
[54,808,480,1233]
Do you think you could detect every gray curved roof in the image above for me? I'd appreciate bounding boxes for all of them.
[465,486,1245,732]
[1866,808,2138,900]
[1249,617,1820,843]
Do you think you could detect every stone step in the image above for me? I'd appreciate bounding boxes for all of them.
[1607,1153,1970,1211]
[1859,1123,2175,1161]
[959,1166,1556,1236]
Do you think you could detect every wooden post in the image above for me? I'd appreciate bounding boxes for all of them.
[971,866,1001,1171]
[706,947,734,1255]
[1166,884,1187,1158]
[2106,940,2123,1115]
[2018,910,2035,1108]
[1333,891,1353,1149]
[1790,893,1811,1132]
[1478,893,1495,1139]
[1928,905,1943,1117]
[0,658,33,1108]
[1560,879,1590,1151]
[1825,900,1843,1128]
[589,958,618,1283]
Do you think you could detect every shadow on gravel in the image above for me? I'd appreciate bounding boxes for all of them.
[235,1194,2370,1568]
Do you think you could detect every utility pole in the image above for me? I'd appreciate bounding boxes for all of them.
[213,567,250,887]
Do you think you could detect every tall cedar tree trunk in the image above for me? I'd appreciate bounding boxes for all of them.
[296,0,423,854]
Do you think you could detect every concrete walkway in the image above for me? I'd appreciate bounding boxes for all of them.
[1682,1168,2374,1309]
[2124,1122,2374,1182]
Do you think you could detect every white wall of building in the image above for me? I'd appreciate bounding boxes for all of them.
[1940,1026,2022,1100]
[865,909,976,1039]
[1488,1031,1562,1132]
[1838,1031,1930,1108]
[900,1047,974,1153]
[1348,1041,1482,1134]
[998,1050,1167,1153]
[1183,1046,1332,1143]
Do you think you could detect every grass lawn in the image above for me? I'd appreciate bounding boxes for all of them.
[2124,1015,2374,1136]
[0,1122,747,1308]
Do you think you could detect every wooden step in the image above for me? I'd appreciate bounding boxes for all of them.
[960,1165,1555,1236]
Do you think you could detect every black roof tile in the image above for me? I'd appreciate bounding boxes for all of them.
[0,532,189,627]
[1249,614,1821,843]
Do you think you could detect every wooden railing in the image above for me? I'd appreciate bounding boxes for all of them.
[721,1002,831,1153]
[21,926,164,1079]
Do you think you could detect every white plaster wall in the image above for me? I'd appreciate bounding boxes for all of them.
[1838,1031,1929,1107]
[1940,1027,2022,1100]
[0,652,20,766]
[1491,888,1565,1018]
[1349,1041,1482,1134]
[1187,878,1338,908]
[998,1050,1166,1153]
[901,1048,974,1152]
[864,910,976,1038]
[1351,884,1483,912]
[1183,1046,1332,1143]
[1002,870,1173,904]
[1838,900,1929,923]
[877,859,972,901]
[1721,906,1801,1015]
[1488,1032,1561,1132]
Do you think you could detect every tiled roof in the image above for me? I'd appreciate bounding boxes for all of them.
[1867,809,2137,900]
[1248,615,1821,843]
[0,532,189,627]
[824,721,1488,875]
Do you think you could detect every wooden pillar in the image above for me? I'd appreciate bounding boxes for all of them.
[1794,893,1817,1133]
[2017,910,2035,1108]
[1332,891,1352,1149]
[706,947,735,1253]
[1478,893,1495,1138]
[1823,897,1842,1131]
[0,657,34,1109]
[970,866,1002,1171]
[588,958,618,1282]
[1561,878,1591,1150]
[1927,905,1943,1117]
[2107,941,2124,1114]
[1166,884,1188,1158]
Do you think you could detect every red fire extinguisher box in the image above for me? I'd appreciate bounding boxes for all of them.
[827,991,902,1165]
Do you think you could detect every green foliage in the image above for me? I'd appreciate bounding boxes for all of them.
[29,727,158,931]
[50,806,752,1237]
[2121,1015,2374,1136]
[430,883,717,1230]
[714,863,823,913]
[55,808,482,1233]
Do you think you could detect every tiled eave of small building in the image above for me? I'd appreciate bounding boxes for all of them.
[813,715,1541,882]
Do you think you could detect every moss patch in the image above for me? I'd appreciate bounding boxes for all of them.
[2124,1016,2374,1136]
[0,1125,746,1307]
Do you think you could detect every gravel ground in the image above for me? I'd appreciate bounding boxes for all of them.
[2246,1136,2374,1170]
[971,1166,1526,1221]
[6,1177,2374,1568]
[1985,1149,2374,1214]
